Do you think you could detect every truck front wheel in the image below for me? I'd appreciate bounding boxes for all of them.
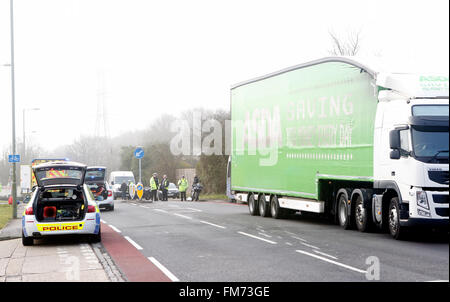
[388,197,407,240]
[248,194,259,216]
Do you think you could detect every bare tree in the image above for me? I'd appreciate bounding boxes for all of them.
[328,29,362,56]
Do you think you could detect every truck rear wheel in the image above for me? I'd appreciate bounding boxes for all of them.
[248,194,259,216]
[258,194,270,217]
[270,196,285,219]
[355,195,372,232]
[337,193,352,230]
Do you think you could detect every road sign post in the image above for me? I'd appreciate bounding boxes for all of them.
[134,147,144,184]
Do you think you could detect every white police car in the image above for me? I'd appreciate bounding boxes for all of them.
[22,161,101,246]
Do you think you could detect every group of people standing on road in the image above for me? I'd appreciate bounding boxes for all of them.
[149,173,170,201]
[119,173,199,202]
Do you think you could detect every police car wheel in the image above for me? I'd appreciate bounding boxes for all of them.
[90,227,102,243]
[22,232,33,246]
[109,205,114,211]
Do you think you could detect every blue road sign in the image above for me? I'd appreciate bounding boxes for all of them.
[8,155,20,163]
[134,147,144,159]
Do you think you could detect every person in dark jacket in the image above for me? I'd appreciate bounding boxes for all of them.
[160,175,169,201]
[120,181,128,200]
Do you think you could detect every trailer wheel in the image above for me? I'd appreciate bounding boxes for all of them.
[337,193,351,230]
[258,194,270,217]
[248,194,259,216]
[354,194,372,232]
[270,196,285,219]
[388,197,407,240]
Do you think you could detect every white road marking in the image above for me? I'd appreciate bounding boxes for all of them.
[148,257,179,282]
[173,213,193,220]
[199,220,226,229]
[300,242,320,250]
[139,205,150,209]
[154,209,169,213]
[258,232,272,238]
[285,242,293,246]
[238,231,277,245]
[427,280,449,282]
[296,249,366,274]
[185,207,202,212]
[109,225,122,233]
[313,250,338,260]
[100,219,107,224]
[291,235,308,242]
[130,203,138,206]
[124,236,143,250]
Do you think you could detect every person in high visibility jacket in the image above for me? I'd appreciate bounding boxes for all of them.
[178,175,188,201]
[149,173,159,201]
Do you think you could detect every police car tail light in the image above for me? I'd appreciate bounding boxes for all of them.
[25,207,34,215]
[108,190,112,197]
[87,205,96,213]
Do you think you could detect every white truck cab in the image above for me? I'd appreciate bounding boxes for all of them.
[373,74,448,236]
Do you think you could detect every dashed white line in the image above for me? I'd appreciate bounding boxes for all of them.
[300,242,320,250]
[258,232,272,238]
[109,225,122,233]
[124,236,143,250]
[238,231,277,245]
[154,209,169,213]
[185,207,202,212]
[173,213,193,220]
[291,236,308,242]
[100,219,107,224]
[199,220,226,229]
[140,205,150,209]
[296,249,366,274]
[285,242,293,246]
[313,250,338,260]
[148,257,179,282]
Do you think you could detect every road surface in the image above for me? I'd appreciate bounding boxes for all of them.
[99,200,449,282]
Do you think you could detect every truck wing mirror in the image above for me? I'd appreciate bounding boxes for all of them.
[390,149,401,160]
[389,130,401,149]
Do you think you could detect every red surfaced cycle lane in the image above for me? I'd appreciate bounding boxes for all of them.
[100,223,172,282]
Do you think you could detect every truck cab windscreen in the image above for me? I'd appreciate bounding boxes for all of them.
[411,126,449,163]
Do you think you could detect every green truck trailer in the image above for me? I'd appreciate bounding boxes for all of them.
[228,57,449,239]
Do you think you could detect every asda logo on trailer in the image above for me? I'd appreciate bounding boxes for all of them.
[419,75,449,92]
[419,76,448,82]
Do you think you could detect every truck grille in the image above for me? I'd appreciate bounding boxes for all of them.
[435,208,449,217]
[432,194,449,204]
[428,171,449,185]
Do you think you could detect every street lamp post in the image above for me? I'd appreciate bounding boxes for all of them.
[9,0,17,219]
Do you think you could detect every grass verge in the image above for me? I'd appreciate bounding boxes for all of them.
[0,204,12,230]
[200,194,229,201]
